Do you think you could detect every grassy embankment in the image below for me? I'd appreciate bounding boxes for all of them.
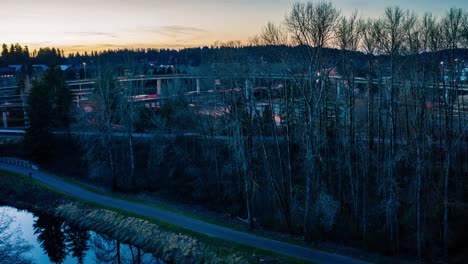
[0,170,308,264]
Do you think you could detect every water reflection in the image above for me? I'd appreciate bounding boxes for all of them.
[94,234,158,264]
[1,206,164,264]
[0,208,33,264]
[65,225,90,264]
[34,214,68,263]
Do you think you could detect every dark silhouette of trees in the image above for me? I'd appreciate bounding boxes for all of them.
[3,2,466,263]
[0,43,30,66]
[64,225,90,264]
[34,214,68,264]
[24,78,53,162]
[0,43,65,67]
[75,68,120,190]
[93,233,122,264]
[25,66,73,163]
[285,0,341,241]
[34,47,65,66]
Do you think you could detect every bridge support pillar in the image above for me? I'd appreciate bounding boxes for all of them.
[2,112,7,128]
[445,89,449,105]
[157,79,162,96]
[337,80,342,101]
[245,79,251,101]
[196,78,200,93]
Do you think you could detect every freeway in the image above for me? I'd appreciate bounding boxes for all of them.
[3,73,468,94]
[0,159,368,264]
[63,74,468,91]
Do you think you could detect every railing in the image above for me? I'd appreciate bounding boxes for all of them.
[0,157,38,170]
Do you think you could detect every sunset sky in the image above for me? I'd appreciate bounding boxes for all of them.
[1,0,465,53]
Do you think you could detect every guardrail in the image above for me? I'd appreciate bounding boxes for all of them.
[0,129,26,134]
[0,157,38,170]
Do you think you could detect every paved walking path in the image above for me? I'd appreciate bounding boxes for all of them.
[0,160,369,264]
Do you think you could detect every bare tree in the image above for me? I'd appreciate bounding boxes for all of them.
[286,0,340,240]
[260,22,290,46]
[75,67,120,190]
[335,10,364,229]
[360,18,382,241]
[209,47,257,228]
[440,7,468,259]
[403,12,426,260]
[377,6,408,245]
[117,58,146,191]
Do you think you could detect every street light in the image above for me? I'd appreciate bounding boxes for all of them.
[440,61,445,83]
[440,61,449,105]
[83,62,87,80]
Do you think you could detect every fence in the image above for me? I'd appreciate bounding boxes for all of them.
[0,157,38,170]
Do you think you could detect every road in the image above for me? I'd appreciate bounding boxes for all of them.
[0,161,369,264]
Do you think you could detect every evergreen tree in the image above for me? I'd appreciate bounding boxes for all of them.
[24,79,52,163]
[46,67,73,128]
[1,44,8,58]
[25,66,73,163]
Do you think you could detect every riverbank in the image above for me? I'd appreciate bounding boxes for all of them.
[0,170,272,264]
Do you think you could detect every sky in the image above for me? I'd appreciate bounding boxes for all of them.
[0,0,466,54]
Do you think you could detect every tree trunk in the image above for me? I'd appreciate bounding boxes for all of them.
[116,241,121,264]
[137,248,141,264]
[128,133,135,190]
[243,152,253,228]
[416,147,422,260]
[443,149,450,259]
[304,104,315,241]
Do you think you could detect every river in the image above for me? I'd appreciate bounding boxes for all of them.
[0,205,164,264]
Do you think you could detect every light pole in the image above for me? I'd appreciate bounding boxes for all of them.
[441,61,449,105]
[83,62,86,80]
[440,61,444,83]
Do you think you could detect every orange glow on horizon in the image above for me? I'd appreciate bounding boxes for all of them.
[1,0,461,56]
[26,43,210,56]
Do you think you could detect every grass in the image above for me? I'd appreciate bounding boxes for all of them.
[54,173,369,262]
[49,173,193,215]
[0,168,312,264]
[49,173,306,236]
[81,200,310,264]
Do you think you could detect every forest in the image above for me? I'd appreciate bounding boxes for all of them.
[1,1,467,263]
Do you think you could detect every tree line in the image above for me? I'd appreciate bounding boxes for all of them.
[232,2,467,262]
[1,43,67,67]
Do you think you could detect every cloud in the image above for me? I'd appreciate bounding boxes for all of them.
[28,41,53,45]
[145,25,208,38]
[65,31,118,38]
[59,42,201,53]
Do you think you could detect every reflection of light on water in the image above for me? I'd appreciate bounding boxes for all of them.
[1,206,163,264]
[1,206,48,263]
